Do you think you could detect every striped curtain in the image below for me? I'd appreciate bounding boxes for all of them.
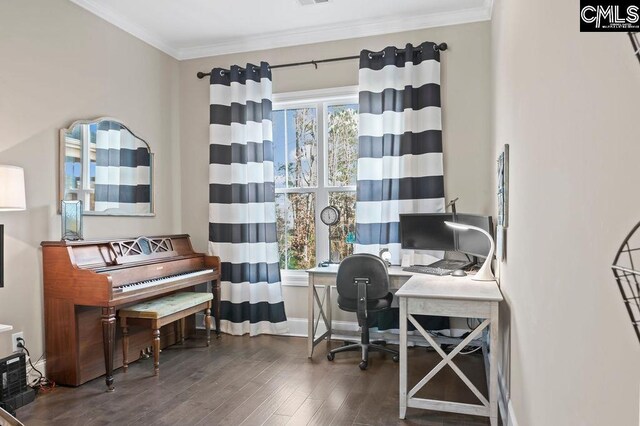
[355,42,445,265]
[208,62,288,336]
[94,122,151,213]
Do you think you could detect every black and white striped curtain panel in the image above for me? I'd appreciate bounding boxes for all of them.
[355,42,446,265]
[95,122,151,213]
[208,62,288,336]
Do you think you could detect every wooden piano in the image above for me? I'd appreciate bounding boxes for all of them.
[41,234,220,392]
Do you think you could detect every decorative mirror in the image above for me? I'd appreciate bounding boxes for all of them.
[59,118,154,216]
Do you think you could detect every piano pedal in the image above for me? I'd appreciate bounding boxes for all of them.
[139,349,150,360]
[147,346,161,354]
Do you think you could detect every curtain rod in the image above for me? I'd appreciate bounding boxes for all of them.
[196,42,448,79]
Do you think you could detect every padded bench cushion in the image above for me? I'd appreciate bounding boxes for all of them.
[119,292,213,319]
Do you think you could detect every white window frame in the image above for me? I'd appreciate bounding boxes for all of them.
[64,124,95,209]
[273,86,358,285]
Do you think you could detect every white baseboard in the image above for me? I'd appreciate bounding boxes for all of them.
[498,369,509,424]
[283,317,354,337]
[497,367,519,426]
[507,400,519,426]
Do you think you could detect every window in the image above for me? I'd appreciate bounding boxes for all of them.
[63,123,97,209]
[273,88,359,271]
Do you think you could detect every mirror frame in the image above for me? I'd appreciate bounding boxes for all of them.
[59,117,155,216]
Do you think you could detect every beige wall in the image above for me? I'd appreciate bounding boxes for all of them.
[491,0,640,424]
[0,0,181,357]
[179,22,492,320]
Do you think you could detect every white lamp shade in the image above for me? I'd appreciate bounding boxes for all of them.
[444,220,496,282]
[0,165,26,211]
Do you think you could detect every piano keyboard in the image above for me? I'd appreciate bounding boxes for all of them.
[114,269,215,293]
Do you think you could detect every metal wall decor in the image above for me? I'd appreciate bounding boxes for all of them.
[497,144,509,228]
[61,200,83,241]
[629,32,640,65]
[496,145,510,262]
[612,221,640,343]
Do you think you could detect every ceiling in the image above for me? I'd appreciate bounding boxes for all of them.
[69,0,493,60]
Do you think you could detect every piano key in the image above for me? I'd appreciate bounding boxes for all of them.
[114,269,215,293]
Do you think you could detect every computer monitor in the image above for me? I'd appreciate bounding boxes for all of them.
[399,213,456,251]
[453,214,494,259]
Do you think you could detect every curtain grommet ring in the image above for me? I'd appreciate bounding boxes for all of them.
[368,52,373,59]
[382,51,386,58]
[219,70,225,76]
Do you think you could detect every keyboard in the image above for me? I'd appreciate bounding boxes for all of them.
[428,259,473,270]
[402,265,453,276]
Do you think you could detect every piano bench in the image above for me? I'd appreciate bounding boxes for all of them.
[118,292,213,375]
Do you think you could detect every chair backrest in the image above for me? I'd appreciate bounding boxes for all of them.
[336,253,390,300]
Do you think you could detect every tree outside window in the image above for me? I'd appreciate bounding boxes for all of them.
[273,91,358,271]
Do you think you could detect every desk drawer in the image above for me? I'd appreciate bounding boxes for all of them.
[309,273,410,290]
[406,298,492,318]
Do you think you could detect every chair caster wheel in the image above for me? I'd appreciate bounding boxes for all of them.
[327,353,335,361]
[393,355,399,362]
[359,361,368,370]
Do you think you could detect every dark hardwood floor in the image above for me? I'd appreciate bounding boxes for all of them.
[17,334,491,425]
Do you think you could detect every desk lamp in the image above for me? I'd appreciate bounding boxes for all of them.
[0,165,27,287]
[444,221,495,281]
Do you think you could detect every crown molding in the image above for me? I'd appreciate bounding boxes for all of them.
[177,4,492,60]
[69,0,492,61]
[69,0,181,59]
[484,0,495,19]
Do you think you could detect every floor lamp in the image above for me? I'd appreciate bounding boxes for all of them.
[0,165,26,287]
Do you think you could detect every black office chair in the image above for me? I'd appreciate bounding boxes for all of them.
[327,253,399,370]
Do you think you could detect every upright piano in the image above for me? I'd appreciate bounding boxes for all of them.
[41,234,220,391]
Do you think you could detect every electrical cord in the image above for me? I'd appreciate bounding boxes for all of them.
[459,345,483,355]
[448,318,484,355]
[467,317,482,329]
[425,320,486,355]
[16,338,55,392]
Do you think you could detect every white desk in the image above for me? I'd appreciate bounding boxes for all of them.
[306,265,414,358]
[397,275,503,425]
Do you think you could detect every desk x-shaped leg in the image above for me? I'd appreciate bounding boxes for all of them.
[400,312,492,420]
[408,315,490,408]
[307,278,331,358]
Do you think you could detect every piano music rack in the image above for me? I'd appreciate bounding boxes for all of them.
[110,237,178,265]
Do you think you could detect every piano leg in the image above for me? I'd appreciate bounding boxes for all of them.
[205,306,212,346]
[101,306,116,392]
[122,320,129,372]
[152,325,160,376]
[213,278,221,337]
